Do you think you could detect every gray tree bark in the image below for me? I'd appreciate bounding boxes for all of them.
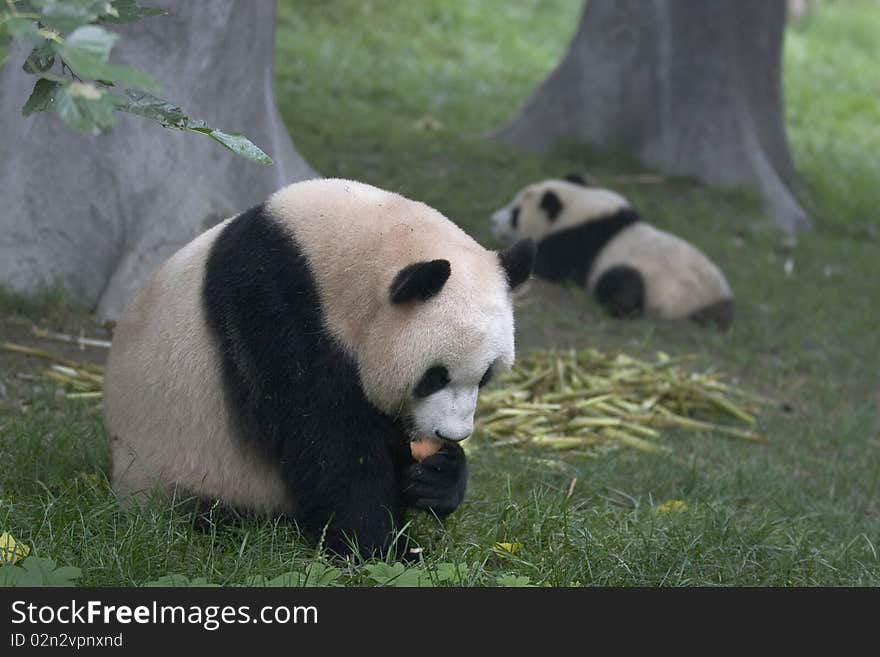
[0,0,317,320]
[493,0,809,233]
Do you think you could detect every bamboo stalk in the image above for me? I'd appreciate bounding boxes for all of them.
[31,326,111,350]
[2,342,103,373]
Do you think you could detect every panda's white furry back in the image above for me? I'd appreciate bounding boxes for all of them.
[490,175,733,330]
[104,178,534,557]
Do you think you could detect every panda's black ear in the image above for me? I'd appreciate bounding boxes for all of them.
[564,173,589,186]
[539,190,563,221]
[390,259,451,304]
[498,239,535,290]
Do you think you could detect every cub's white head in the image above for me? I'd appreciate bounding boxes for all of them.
[491,175,628,244]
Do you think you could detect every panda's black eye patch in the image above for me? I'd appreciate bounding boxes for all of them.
[510,206,520,229]
[539,190,563,221]
[415,366,450,398]
[479,367,494,388]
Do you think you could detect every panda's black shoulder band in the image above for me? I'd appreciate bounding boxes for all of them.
[533,208,641,284]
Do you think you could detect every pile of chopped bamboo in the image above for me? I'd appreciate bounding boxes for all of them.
[476,349,767,454]
[2,327,108,400]
[4,331,766,454]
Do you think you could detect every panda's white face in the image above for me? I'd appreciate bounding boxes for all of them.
[491,180,578,243]
[404,337,508,442]
[355,259,517,443]
[490,183,545,244]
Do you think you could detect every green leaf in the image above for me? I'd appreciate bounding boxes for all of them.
[364,562,435,587]
[116,88,187,126]
[0,557,81,587]
[496,574,534,587]
[53,81,121,134]
[1,16,42,46]
[434,562,470,583]
[116,89,274,165]
[246,563,342,587]
[363,562,406,585]
[62,24,118,60]
[0,16,14,68]
[101,0,165,24]
[143,574,220,587]
[54,24,157,88]
[22,78,60,115]
[40,0,106,34]
[38,0,107,34]
[22,41,55,73]
[0,564,43,587]
[201,130,274,166]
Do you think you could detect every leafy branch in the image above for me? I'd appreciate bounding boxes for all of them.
[0,0,272,164]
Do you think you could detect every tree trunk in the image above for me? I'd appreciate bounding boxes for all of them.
[493,0,809,233]
[0,0,317,320]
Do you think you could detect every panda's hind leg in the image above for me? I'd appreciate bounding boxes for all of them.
[690,298,735,331]
[593,265,645,318]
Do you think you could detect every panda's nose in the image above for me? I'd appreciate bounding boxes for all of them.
[435,428,471,442]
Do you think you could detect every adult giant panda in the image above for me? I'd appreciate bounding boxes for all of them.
[490,176,733,329]
[104,178,535,557]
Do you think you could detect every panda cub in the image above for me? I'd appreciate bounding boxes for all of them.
[490,175,734,329]
[104,178,535,557]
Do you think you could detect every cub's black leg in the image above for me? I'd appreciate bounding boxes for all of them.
[690,299,734,331]
[593,265,645,318]
[401,440,467,517]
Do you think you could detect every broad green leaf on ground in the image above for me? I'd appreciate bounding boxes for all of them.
[496,574,534,587]
[433,562,471,583]
[117,90,274,164]
[53,24,157,88]
[143,574,220,587]
[21,77,60,115]
[364,562,435,587]
[246,563,342,587]
[53,81,122,134]
[0,557,81,587]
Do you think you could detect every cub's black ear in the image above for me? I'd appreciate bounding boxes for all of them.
[539,190,563,221]
[564,173,588,186]
[390,259,451,304]
[498,239,535,290]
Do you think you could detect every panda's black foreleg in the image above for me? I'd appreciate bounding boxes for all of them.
[401,440,468,518]
[281,425,406,559]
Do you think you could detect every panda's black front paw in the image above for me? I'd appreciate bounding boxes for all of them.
[402,440,467,517]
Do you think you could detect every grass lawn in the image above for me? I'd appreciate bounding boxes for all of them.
[1,0,878,586]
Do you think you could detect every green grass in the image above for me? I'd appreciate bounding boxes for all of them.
[1,0,879,586]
